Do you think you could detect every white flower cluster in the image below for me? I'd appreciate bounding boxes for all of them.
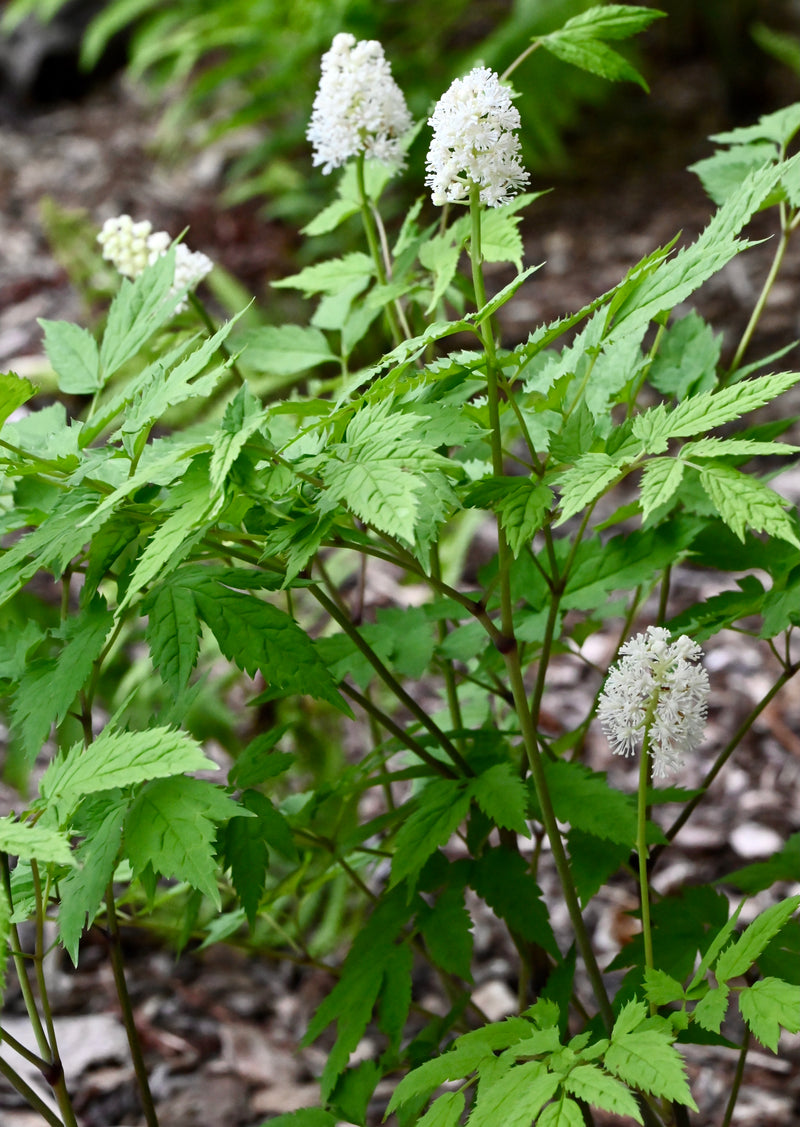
[425,67,529,208]
[307,32,412,175]
[597,626,710,778]
[97,215,213,312]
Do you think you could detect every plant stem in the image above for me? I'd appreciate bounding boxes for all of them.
[431,545,465,746]
[505,651,614,1030]
[726,212,794,380]
[188,292,246,385]
[356,154,404,348]
[29,863,79,1127]
[721,1031,750,1127]
[340,681,457,778]
[0,855,51,1062]
[311,585,473,776]
[636,735,655,1011]
[0,1056,65,1127]
[104,886,160,1127]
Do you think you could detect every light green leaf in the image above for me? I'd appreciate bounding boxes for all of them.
[386,1042,491,1114]
[417,1090,465,1127]
[468,763,529,836]
[555,4,665,40]
[611,163,783,333]
[497,480,554,556]
[537,1095,584,1127]
[11,598,114,767]
[125,776,244,907]
[643,968,685,1007]
[633,370,800,452]
[209,382,269,490]
[699,464,800,548]
[470,1061,560,1127]
[693,985,730,1033]
[39,319,101,394]
[419,231,463,313]
[99,250,180,379]
[0,371,36,430]
[40,725,215,815]
[647,310,721,399]
[272,252,373,296]
[324,456,425,545]
[554,453,621,525]
[563,1063,642,1122]
[0,817,74,867]
[640,457,685,520]
[241,324,338,376]
[260,1110,336,1127]
[389,780,471,889]
[739,977,800,1052]
[685,437,800,458]
[715,896,800,983]
[687,900,745,992]
[542,35,648,89]
[119,488,214,611]
[58,800,127,964]
[605,1027,697,1108]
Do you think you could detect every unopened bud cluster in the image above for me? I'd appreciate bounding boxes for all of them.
[97,216,213,312]
[598,626,709,778]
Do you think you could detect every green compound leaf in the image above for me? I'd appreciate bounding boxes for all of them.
[633,370,800,453]
[389,780,471,890]
[537,1095,585,1127]
[643,968,685,1007]
[563,1063,642,1122]
[240,324,338,376]
[124,776,246,908]
[699,464,800,548]
[40,725,215,816]
[640,457,685,520]
[58,799,127,964]
[209,382,269,491]
[498,480,554,556]
[542,34,649,89]
[693,984,730,1034]
[554,3,665,40]
[324,454,425,545]
[468,762,529,836]
[416,1090,465,1127]
[99,250,181,380]
[418,882,473,980]
[542,760,637,846]
[715,896,800,984]
[469,1061,560,1127]
[11,597,114,767]
[0,816,74,867]
[469,847,559,958]
[272,252,373,296]
[39,319,101,394]
[554,453,621,525]
[190,577,348,713]
[0,371,36,429]
[144,581,201,695]
[260,1111,336,1127]
[648,311,720,400]
[739,977,800,1052]
[606,1006,697,1109]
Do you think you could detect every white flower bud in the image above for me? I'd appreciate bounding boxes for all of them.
[97,215,213,312]
[307,32,412,175]
[425,67,529,208]
[597,626,709,778]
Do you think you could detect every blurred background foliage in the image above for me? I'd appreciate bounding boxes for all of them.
[4,0,800,223]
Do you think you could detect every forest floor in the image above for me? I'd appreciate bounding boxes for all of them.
[1,45,800,1127]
